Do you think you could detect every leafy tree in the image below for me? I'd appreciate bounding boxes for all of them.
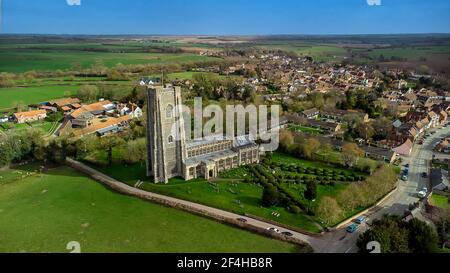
[357,216,439,253]
[122,138,147,164]
[0,72,15,87]
[304,180,317,201]
[279,129,294,152]
[317,197,343,226]
[301,138,321,159]
[357,215,410,253]
[356,122,375,141]
[77,85,99,102]
[310,92,324,109]
[342,143,364,167]
[97,135,125,166]
[408,218,439,253]
[261,185,280,207]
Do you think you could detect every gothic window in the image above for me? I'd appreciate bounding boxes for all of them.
[166,104,174,118]
[168,135,174,144]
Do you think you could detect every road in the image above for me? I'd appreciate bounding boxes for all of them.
[68,125,450,253]
[315,124,450,253]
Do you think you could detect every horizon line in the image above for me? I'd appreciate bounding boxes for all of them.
[1,32,450,37]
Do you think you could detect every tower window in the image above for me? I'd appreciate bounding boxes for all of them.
[168,135,174,144]
[166,104,174,118]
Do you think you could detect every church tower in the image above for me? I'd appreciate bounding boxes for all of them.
[146,85,186,183]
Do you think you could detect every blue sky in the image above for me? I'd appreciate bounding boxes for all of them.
[2,0,450,35]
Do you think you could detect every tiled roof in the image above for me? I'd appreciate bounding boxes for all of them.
[14,109,46,119]
[70,100,112,119]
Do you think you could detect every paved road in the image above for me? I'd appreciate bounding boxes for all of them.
[67,125,450,253]
[317,124,450,253]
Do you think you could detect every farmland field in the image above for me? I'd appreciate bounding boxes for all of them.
[355,45,450,61]
[0,85,79,111]
[0,51,220,73]
[258,42,348,62]
[0,164,301,253]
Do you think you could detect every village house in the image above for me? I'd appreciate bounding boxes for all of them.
[46,97,81,115]
[430,168,449,191]
[300,108,320,119]
[69,100,115,121]
[321,109,369,123]
[13,109,47,124]
[330,138,397,163]
[117,103,143,118]
[306,119,341,133]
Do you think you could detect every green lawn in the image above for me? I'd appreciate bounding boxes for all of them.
[82,147,377,232]
[271,152,362,177]
[288,124,323,135]
[0,85,79,111]
[84,150,372,233]
[0,164,301,253]
[430,194,450,210]
[87,161,321,233]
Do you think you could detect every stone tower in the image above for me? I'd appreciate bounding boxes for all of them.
[146,85,186,183]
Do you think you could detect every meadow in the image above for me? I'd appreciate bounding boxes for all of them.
[0,164,300,253]
[0,85,79,111]
[0,50,220,73]
[357,45,450,61]
[258,42,348,62]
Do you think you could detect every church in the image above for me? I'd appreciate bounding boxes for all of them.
[146,84,260,184]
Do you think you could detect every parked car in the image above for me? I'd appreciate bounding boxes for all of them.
[267,227,280,233]
[421,172,428,178]
[418,191,427,198]
[354,216,366,224]
[237,218,247,223]
[346,223,359,233]
[401,175,408,181]
[281,231,293,237]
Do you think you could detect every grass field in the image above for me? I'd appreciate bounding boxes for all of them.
[0,50,220,73]
[0,85,79,111]
[0,163,301,253]
[86,160,322,233]
[357,45,450,61]
[259,43,347,62]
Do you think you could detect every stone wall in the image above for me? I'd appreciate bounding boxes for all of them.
[65,158,313,252]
